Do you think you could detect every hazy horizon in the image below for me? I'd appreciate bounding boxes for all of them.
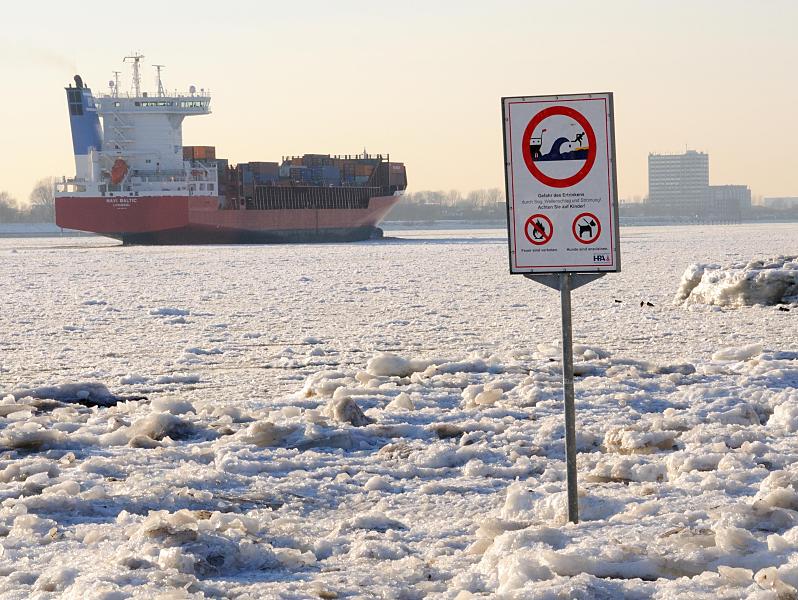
[1,0,796,203]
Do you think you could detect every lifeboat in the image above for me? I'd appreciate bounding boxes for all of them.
[110,159,129,185]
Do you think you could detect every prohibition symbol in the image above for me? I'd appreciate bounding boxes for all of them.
[572,212,601,244]
[521,106,597,188]
[524,214,553,245]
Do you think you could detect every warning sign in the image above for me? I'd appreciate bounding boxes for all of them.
[524,214,553,245]
[502,93,620,274]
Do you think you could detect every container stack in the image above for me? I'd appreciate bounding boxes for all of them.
[183,146,216,161]
[226,153,400,200]
[241,162,280,185]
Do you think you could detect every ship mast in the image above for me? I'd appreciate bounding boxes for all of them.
[124,53,144,97]
[111,71,121,97]
[153,64,165,97]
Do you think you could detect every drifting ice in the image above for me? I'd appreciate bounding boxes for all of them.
[676,256,798,306]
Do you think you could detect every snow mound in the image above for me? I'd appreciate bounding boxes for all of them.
[124,509,282,576]
[712,343,764,362]
[301,370,350,397]
[338,511,407,533]
[130,412,194,441]
[99,412,196,447]
[154,374,200,385]
[150,307,190,316]
[676,256,798,306]
[366,352,433,377]
[327,395,373,427]
[0,422,67,451]
[9,382,123,407]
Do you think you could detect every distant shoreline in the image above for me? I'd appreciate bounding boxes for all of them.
[1,217,796,239]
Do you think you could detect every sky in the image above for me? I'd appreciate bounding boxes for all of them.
[0,0,796,203]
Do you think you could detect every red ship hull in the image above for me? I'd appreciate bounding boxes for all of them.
[55,194,400,244]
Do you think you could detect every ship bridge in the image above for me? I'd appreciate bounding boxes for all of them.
[95,92,211,175]
[57,55,216,198]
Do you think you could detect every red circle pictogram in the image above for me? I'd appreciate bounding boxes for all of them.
[524,214,553,245]
[572,212,601,244]
[521,106,597,188]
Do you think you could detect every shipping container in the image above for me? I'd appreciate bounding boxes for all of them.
[304,154,329,167]
[254,173,278,184]
[354,164,374,177]
[321,166,340,181]
[184,146,216,161]
[215,159,230,183]
[248,161,280,176]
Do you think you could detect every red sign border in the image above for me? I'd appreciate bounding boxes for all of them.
[521,106,597,189]
[571,212,601,245]
[524,214,553,245]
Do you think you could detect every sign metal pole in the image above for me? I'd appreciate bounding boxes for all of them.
[526,272,603,524]
[559,272,579,524]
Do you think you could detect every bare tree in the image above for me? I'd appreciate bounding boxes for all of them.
[444,189,462,207]
[485,188,504,205]
[465,189,488,209]
[0,191,22,223]
[29,177,56,222]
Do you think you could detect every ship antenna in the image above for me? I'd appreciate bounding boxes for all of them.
[112,71,121,97]
[153,64,166,97]
[123,53,144,97]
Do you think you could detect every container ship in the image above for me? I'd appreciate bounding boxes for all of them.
[55,56,406,244]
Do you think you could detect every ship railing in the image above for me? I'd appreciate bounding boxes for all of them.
[98,90,212,100]
[282,153,390,163]
[55,178,87,194]
[125,166,217,185]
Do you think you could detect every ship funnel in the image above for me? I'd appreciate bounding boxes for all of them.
[65,79,102,180]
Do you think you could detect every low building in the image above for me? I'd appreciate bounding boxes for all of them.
[708,185,751,221]
[761,197,798,209]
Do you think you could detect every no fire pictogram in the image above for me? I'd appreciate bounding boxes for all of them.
[572,212,601,244]
[524,214,553,245]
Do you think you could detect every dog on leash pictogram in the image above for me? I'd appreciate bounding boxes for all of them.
[572,212,601,244]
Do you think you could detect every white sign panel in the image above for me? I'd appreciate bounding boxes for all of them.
[502,93,620,274]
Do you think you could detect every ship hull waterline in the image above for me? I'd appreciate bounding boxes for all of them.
[55,194,400,245]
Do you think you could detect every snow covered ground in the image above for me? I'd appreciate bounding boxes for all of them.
[0,223,796,599]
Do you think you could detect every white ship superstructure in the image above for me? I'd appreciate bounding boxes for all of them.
[57,54,216,198]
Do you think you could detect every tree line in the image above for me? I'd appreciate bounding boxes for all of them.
[386,188,506,222]
[0,178,55,223]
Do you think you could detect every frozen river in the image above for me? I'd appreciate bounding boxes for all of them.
[0,223,796,598]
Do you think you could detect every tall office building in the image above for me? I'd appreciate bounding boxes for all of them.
[648,150,709,216]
